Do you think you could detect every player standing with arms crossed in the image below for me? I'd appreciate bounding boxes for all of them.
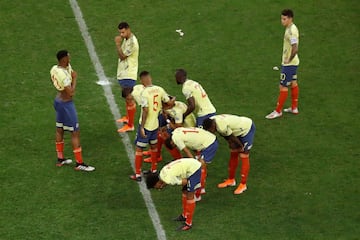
[175,69,216,127]
[129,71,172,181]
[203,115,255,194]
[115,22,140,131]
[266,9,300,119]
[50,50,95,171]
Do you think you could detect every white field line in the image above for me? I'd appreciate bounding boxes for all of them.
[69,1,166,239]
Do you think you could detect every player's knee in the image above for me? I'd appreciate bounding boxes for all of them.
[291,81,298,88]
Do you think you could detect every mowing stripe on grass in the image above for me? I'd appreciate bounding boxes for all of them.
[69,1,166,239]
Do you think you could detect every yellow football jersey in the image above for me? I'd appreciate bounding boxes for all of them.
[211,114,252,137]
[164,101,196,128]
[172,127,216,151]
[117,34,139,80]
[50,64,73,91]
[182,80,216,117]
[140,85,170,131]
[282,23,299,66]
[159,158,201,185]
[132,84,145,105]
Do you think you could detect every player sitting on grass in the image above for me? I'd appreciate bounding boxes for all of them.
[203,115,255,194]
[50,50,95,171]
[146,158,202,231]
[165,127,218,201]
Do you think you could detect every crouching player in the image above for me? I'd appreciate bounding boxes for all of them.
[146,158,202,231]
[203,115,255,194]
[165,127,218,201]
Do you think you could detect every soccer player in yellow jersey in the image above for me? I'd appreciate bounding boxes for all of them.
[203,115,256,194]
[266,9,300,119]
[114,22,140,131]
[129,71,172,181]
[146,158,202,231]
[163,99,196,128]
[175,69,216,127]
[50,50,95,172]
[165,127,218,200]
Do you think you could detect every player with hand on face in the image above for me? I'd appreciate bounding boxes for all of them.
[115,22,140,132]
[162,97,196,129]
[146,158,202,231]
[203,115,255,194]
[175,69,216,127]
[129,71,172,181]
[266,9,300,119]
[50,50,95,172]
[165,127,218,201]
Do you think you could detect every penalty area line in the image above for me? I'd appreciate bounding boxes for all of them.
[69,1,166,239]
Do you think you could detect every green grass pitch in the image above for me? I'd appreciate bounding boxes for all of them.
[0,0,359,239]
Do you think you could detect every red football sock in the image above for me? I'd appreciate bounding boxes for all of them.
[73,147,83,164]
[156,134,164,159]
[240,155,250,184]
[228,151,239,179]
[167,147,182,160]
[135,150,143,175]
[291,85,299,110]
[150,149,158,172]
[185,199,196,226]
[56,141,64,159]
[126,102,136,128]
[275,90,288,113]
[200,166,207,189]
[181,193,187,218]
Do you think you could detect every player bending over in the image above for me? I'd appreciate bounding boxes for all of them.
[266,9,300,119]
[175,69,216,127]
[165,127,218,201]
[50,50,95,171]
[129,71,172,181]
[146,158,202,231]
[203,115,255,194]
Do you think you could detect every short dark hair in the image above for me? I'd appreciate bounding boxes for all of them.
[175,69,187,78]
[139,71,150,78]
[146,172,160,189]
[118,22,130,30]
[56,50,69,61]
[165,137,175,150]
[281,9,294,18]
[202,118,214,131]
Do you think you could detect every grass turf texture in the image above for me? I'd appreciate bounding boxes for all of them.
[0,0,359,239]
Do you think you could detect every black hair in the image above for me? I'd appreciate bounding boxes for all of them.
[175,69,187,78]
[281,9,294,18]
[140,71,150,78]
[146,172,160,189]
[202,118,214,131]
[56,50,68,61]
[164,137,175,150]
[118,22,130,29]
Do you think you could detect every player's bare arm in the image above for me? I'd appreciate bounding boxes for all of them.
[226,134,244,152]
[181,178,188,186]
[285,44,298,64]
[140,106,148,138]
[183,97,195,118]
[114,36,127,60]
[182,147,194,158]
